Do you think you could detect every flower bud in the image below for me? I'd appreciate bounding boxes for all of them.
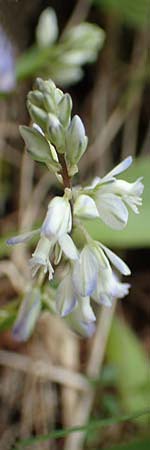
[36,7,58,48]
[58,93,72,127]
[19,125,58,167]
[41,195,72,239]
[27,90,45,109]
[27,102,47,132]
[66,115,88,168]
[47,113,65,153]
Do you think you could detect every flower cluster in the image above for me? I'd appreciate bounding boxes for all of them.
[8,78,144,340]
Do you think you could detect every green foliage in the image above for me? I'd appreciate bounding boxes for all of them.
[13,410,150,449]
[84,157,150,248]
[106,317,150,423]
[105,438,150,450]
[93,0,150,28]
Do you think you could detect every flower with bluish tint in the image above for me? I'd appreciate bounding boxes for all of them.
[7,189,78,280]
[76,156,144,230]
[92,268,130,307]
[72,240,130,298]
[0,26,16,93]
[12,288,41,342]
[65,296,96,338]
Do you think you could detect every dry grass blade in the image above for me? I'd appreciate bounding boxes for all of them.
[0,350,89,392]
[64,302,117,450]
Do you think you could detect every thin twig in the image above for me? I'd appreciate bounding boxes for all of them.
[0,350,89,392]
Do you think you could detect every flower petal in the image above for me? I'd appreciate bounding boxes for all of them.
[72,245,98,296]
[56,273,77,317]
[95,193,128,230]
[58,234,78,260]
[74,194,99,218]
[100,244,131,275]
[41,196,72,239]
[7,229,40,246]
[103,156,132,182]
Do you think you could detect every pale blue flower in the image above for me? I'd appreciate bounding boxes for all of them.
[12,288,41,341]
[65,296,96,338]
[72,240,130,298]
[7,192,78,280]
[0,26,16,92]
[92,269,130,307]
[75,156,144,230]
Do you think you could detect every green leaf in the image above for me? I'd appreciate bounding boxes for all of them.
[13,409,150,449]
[105,438,150,450]
[83,157,150,248]
[106,317,150,423]
[19,125,58,169]
[93,0,150,28]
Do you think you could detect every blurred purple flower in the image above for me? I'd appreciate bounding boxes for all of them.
[0,25,16,92]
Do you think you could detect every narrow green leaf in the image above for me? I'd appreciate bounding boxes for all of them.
[13,409,150,449]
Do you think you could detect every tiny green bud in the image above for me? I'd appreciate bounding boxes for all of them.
[27,102,47,132]
[27,90,45,109]
[43,92,56,114]
[35,77,56,95]
[58,93,72,127]
[66,114,88,167]
[47,113,65,153]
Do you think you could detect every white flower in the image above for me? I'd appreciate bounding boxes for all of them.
[29,236,54,279]
[65,296,96,338]
[81,156,144,230]
[41,193,72,239]
[72,240,130,298]
[92,268,130,307]
[107,178,144,214]
[7,191,78,280]
[74,194,99,218]
[36,8,59,48]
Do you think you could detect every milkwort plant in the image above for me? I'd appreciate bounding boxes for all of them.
[7,78,144,340]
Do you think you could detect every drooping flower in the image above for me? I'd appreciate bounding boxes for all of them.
[74,156,144,230]
[65,295,96,338]
[92,268,130,307]
[7,190,78,280]
[72,240,130,298]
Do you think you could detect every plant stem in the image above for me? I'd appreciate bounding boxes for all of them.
[58,154,71,189]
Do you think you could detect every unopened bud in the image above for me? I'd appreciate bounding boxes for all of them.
[66,115,88,167]
[27,102,47,132]
[58,93,72,127]
[47,113,65,153]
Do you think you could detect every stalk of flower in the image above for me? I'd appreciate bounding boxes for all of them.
[7,78,144,340]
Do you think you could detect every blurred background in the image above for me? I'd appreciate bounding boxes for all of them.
[0,1,150,449]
